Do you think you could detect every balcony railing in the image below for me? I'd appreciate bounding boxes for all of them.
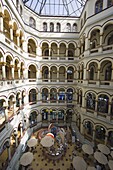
[103,44,113,51]
[42,56,75,60]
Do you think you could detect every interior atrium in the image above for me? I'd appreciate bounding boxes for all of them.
[0,0,113,170]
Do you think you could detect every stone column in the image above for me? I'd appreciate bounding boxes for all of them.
[11,66,14,79]
[13,99,16,115]
[105,133,108,145]
[3,102,8,128]
[66,48,68,57]
[48,68,50,82]
[9,23,13,41]
[14,130,18,147]
[64,113,66,124]
[93,129,96,141]
[0,14,4,32]
[57,48,59,57]
[2,63,6,80]
[48,111,50,123]
[20,122,23,137]
[7,143,11,162]
[80,123,84,134]
[99,34,103,52]
[111,64,113,81]
[85,37,89,51]
[83,68,87,80]
[17,64,20,79]
[49,47,51,56]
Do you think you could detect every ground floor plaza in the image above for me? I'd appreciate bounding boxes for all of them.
[16,125,113,170]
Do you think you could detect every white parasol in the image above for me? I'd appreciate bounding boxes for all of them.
[110,151,113,158]
[94,151,108,165]
[108,160,113,170]
[27,138,37,148]
[73,156,87,170]
[97,144,110,155]
[40,135,54,147]
[87,166,96,170]
[82,144,93,155]
[20,152,33,166]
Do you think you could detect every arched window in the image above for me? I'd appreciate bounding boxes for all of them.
[42,109,48,120]
[43,22,47,31]
[95,0,103,14]
[86,93,96,110]
[67,23,71,32]
[66,88,73,103]
[50,22,54,32]
[95,125,105,141]
[72,23,77,32]
[29,17,36,28]
[56,23,61,32]
[105,65,112,81]
[89,67,95,80]
[42,88,48,102]
[29,89,37,104]
[107,0,113,7]
[108,34,113,45]
[29,111,37,127]
[97,94,109,113]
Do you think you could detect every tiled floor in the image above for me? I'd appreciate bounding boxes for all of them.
[27,142,75,170]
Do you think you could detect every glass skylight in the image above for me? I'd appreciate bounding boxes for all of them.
[23,0,87,17]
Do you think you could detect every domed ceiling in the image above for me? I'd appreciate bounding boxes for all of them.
[22,0,87,17]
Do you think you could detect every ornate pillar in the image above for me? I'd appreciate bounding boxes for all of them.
[97,65,100,80]
[64,113,66,124]
[48,111,50,123]
[2,63,6,80]
[12,98,16,115]
[66,48,68,57]
[99,34,103,52]
[3,102,8,126]
[14,130,18,147]
[105,133,108,145]
[85,37,89,51]
[92,129,96,141]
[9,21,13,41]
[16,30,20,47]
[83,68,87,80]
[17,64,20,79]
[56,112,58,124]
[6,143,11,162]
[20,122,23,137]
[0,13,4,32]
[48,68,50,82]
[49,47,51,56]
[57,68,59,82]
[80,123,84,134]
[18,94,22,109]
[111,64,113,81]
[11,65,14,79]
[57,47,59,57]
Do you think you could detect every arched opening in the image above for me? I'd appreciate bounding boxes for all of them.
[42,88,48,102]
[29,111,37,127]
[50,88,57,103]
[86,92,96,110]
[42,109,48,122]
[29,89,37,105]
[97,94,109,113]
[95,125,105,143]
